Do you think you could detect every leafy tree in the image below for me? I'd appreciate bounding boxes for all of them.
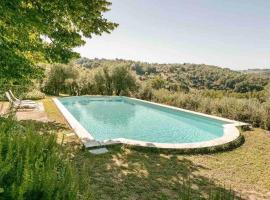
[103,67,113,95]
[94,71,106,95]
[0,0,117,83]
[111,66,137,95]
[234,81,264,93]
[132,63,144,75]
[42,64,79,95]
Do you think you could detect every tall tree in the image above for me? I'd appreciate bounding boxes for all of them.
[111,66,137,95]
[0,0,117,83]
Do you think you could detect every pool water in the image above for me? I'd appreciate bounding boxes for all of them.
[59,96,231,144]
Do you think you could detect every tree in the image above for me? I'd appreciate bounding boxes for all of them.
[0,0,117,83]
[103,67,113,95]
[94,71,106,95]
[42,64,79,95]
[111,66,137,95]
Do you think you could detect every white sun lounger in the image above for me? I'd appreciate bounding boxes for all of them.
[5,92,37,109]
[8,90,36,105]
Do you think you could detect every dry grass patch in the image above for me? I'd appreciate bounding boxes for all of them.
[42,97,82,147]
[42,97,69,125]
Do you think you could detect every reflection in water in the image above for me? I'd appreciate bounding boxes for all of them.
[78,99,136,126]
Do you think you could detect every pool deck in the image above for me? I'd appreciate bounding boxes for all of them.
[53,96,248,150]
[0,101,49,122]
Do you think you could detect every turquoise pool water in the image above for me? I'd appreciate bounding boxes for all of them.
[59,96,231,144]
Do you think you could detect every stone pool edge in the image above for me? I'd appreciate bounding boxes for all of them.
[53,97,247,149]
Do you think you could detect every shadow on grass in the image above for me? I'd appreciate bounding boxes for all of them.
[19,120,69,133]
[75,145,241,200]
[3,119,242,199]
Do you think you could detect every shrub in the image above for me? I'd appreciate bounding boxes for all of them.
[136,83,154,100]
[22,89,46,100]
[0,84,30,101]
[151,76,166,90]
[152,89,270,130]
[0,117,78,200]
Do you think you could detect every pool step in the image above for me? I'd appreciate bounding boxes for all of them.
[84,140,101,148]
[84,140,109,154]
[88,147,109,154]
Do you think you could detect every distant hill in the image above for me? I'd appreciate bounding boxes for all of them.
[241,69,270,78]
[75,58,270,93]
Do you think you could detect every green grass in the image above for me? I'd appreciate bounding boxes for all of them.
[42,97,270,199]
[73,129,270,200]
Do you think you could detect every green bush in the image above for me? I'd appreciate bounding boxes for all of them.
[0,84,30,101]
[0,117,78,200]
[42,64,137,96]
[151,76,166,90]
[22,89,46,100]
[152,89,270,130]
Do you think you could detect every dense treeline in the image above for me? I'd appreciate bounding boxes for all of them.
[75,58,269,93]
[42,64,137,96]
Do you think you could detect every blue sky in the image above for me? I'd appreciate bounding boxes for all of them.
[75,0,270,70]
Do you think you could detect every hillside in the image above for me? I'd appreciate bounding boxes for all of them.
[242,69,270,78]
[75,58,269,93]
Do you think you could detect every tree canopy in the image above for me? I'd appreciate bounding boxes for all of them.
[0,0,117,83]
[76,58,270,93]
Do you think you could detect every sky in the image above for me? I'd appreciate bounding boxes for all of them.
[75,0,270,70]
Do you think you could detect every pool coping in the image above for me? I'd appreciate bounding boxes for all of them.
[53,96,247,149]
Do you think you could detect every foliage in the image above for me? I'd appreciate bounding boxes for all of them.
[42,64,138,96]
[0,82,45,101]
[111,66,137,95]
[0,0,117,83]
[148,89,270,130]
[136,83,154,100]
[0,84,29,101]
[42,64,79,95]
[151,76,166,90]
[0,116,78,200]
[131,63,157,75]
[76,58,269,93]
[234,81,264,93]
[22,88,46,100]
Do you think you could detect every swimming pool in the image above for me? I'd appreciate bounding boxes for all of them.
[54,96,244,149]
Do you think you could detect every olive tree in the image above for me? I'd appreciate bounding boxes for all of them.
[0,0,117,83]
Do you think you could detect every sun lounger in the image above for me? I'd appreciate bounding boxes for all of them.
[8,90,36,105]
[5,92,37,109]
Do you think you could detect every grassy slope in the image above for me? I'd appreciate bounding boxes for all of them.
[42,98,270,199]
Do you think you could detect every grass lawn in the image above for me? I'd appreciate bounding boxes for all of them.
[42,98,270,200]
